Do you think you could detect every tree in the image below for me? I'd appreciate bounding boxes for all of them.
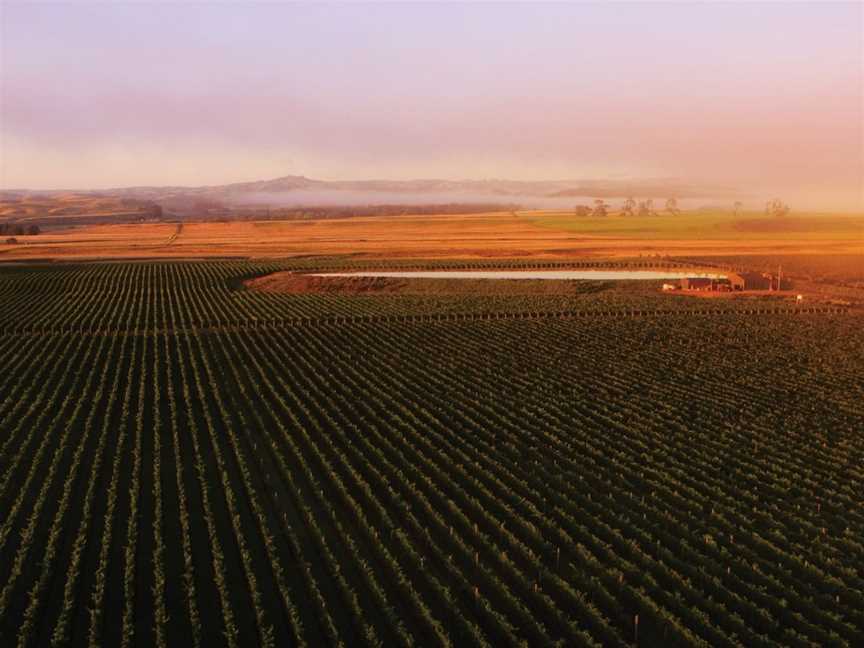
[665,198,679,215]
[733,201,743,217]
[638,199,654,217]
[27,225,40,236]
[592,199,608,217]
[765,198,790,217]
[621,197,636,216]
[574,205,591,217]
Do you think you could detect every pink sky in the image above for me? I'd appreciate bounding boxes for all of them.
[1,2,861,210]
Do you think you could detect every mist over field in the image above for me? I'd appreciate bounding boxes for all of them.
[235,190,732,212]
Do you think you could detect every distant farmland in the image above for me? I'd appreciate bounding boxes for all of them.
[1,210,862,262]
[1,260,863,647]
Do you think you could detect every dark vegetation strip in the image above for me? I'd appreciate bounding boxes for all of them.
[0,306,849,338]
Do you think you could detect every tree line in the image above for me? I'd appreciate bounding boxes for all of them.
[574,198,679,217]
[574,197,791,217]
[1,223,41,236]
[2,223,41,243]
[180,203,523,221]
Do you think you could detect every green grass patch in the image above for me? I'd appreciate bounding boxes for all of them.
[520,209,864,241]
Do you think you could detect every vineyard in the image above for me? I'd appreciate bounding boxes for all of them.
[1,261,863,647]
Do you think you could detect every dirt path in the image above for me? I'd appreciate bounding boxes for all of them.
[165,223,183,245]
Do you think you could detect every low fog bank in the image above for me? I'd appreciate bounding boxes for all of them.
[233,190,527,207]
[232,190,737,211]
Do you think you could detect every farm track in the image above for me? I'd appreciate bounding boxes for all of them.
[0,260,862,648]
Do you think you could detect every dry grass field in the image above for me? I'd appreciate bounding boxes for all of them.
[0,193,159,224]
[1,210,861,262]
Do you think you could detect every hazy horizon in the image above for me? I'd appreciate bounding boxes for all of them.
[2,2,862,211]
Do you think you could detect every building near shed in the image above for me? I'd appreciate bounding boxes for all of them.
[685,270,789,292]
[680,277,713,291]
[734,272,773,290]
[676,267,790,293]
[725,273,746,290]
[679,277,732,291]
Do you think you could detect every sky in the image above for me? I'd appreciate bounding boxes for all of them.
[1,1,862,210]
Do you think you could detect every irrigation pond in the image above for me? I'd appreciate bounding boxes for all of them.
[312,270,727,281]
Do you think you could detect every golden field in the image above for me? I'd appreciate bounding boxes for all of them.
[0,210,862,262]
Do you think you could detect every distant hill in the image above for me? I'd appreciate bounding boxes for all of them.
[3,175,735,202]
[1,174,739,224]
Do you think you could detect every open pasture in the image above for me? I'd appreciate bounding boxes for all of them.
[525,210,864,243]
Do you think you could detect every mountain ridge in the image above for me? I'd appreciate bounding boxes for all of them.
[2,174,737,202]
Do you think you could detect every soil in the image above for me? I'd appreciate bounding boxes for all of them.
[244,272,604,296]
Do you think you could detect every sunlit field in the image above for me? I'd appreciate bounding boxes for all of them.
[524,210,864,241]
[1,210,862,262]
